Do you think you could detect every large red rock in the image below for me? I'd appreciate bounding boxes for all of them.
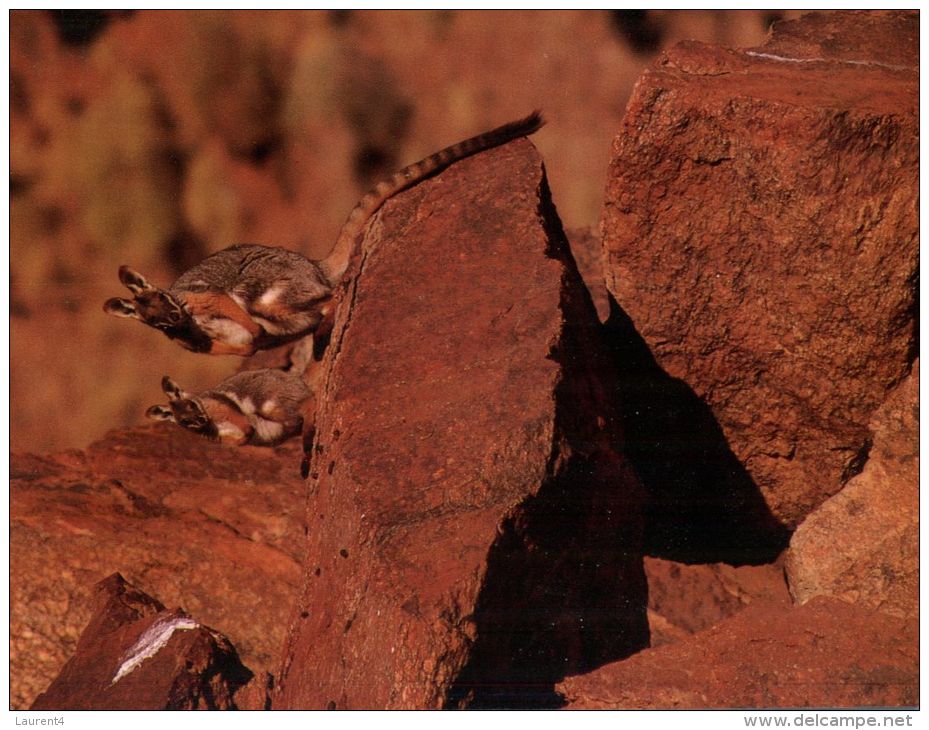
[276,139,647,709]
[601,10,918,527]
[785,361,918,618]
[31,574,252,710]
[558,597,918,709]
[10,425,304,709]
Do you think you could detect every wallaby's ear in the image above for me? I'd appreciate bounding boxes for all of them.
[103,297,140,319]
[146,405,175,422]
[118,265,154,295]
[161,375,186,401]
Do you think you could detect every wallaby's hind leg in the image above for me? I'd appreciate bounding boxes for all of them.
[242,293,329,341]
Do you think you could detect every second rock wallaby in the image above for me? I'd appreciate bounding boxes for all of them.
[147,370,313,447]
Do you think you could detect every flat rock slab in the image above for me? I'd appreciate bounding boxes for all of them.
[31,574,252,710]
[277,139,646,709]
[644,556,789,643]
[558,597,918,709]
[11,425,305,709]
[601,10,918,527]
[786,361,918,618]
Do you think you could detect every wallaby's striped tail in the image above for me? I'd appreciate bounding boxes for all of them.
[320,110,545,286]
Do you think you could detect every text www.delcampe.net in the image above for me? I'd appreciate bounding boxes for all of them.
[745,715,915,728]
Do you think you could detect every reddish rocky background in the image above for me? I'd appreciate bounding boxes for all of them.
[11,9,794,456]
[10,10,917,712]
[11,426,305,708]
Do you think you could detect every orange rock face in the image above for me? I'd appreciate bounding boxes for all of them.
[786,361,918,618]
[276,139,647,709]
[644,556,790,642]
[558,597,918,709]
[600,10,918,527]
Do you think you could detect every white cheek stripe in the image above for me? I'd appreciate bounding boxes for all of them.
[111,616,199,685]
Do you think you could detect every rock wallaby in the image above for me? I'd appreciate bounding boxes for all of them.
[104,111,545,357]
[146,369,312,447]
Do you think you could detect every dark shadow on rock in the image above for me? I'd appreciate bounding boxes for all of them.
[445,452,649,709]
[441,186,652,709]
[602,296,791,565]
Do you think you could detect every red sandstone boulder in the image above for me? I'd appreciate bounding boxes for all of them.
[31,574,252,710]
[558,597,918,709]
[644,556,789,644]
[785,361,918,618]
[601,10,918,527]
[10,425,304,709]
[276,139,647,710]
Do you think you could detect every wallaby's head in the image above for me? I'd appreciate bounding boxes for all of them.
[146,376,220,441]
[104,267,212,353]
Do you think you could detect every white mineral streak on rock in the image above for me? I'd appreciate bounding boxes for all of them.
[744,50,913,71]
[111,615,199,685]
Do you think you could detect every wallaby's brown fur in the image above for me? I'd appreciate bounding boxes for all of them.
[147,369,313,447]
[105,112,545,358]
[105,248,332,356]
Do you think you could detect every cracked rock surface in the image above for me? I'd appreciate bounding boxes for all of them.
[10,425,305,709]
